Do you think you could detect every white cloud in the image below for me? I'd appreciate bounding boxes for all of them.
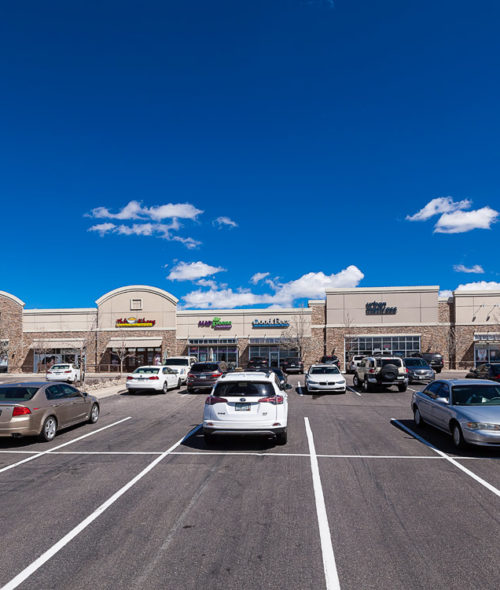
[86,201,202,247]
[250,272,270,285]
[434,207,498,233]
[456,281,500,291]
[167,261,226,281]
[181,265,364,309]
[438,290,453,299]
[88,223,116,236]
[213,216,238,229]
[406,196,498,234]
[453,264,485,274]
[406,197,471,222]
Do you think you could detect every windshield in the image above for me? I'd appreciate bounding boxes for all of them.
[376,359,402,367]
[164,359,189,366]
[51,365,70,370]
[133,368,159,374]
[452,385,500,406]
[0,387,39,401]
[404,359,430,368]
[191,363,219,372]
[310,366,340,375]
[213,382,275,397]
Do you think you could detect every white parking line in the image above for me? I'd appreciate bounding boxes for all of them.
[1,423,202,590]
[391,419,500,498]
[347,386,361,397]
[0,417,131,475]
[304,417,341,590]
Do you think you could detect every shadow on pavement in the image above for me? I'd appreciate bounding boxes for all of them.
[182,430,277,452]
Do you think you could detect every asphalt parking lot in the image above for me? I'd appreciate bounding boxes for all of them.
[0,373,499,590]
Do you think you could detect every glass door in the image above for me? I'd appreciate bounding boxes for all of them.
[270,350,280,368]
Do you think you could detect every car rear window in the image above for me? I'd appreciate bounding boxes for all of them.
[133,368,159,374]
[0,387,39,401]
[191,363,219,372]
[404,359,429,367]
[51,365,70,370]
[213,382,275,397]
[377,359,402,367]
[164,359,189,366]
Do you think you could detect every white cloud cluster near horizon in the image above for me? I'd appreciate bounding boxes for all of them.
[453,264,484,274]
[180,265,364,309]
[439,280,500,298]
[167,261,226,281]
[213,216,238,229]
[406,196,498,233]
[87,200,203,248]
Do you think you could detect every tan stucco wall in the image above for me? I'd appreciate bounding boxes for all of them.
[454,290,500,326]
[23,309,97,333]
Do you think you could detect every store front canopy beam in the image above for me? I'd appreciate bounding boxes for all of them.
[107,338,163,348]
[30,339,85,349]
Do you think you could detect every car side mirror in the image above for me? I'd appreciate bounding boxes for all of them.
[435,396,449,404]
[82,391,88,397]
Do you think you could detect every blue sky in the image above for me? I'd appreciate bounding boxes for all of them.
[1,0,499,309]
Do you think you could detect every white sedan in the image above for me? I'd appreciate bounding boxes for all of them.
[305,364,346,393]
[46,364,81,383]
[126,366,181,394]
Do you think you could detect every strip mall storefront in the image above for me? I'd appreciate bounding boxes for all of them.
[1,285,500,372]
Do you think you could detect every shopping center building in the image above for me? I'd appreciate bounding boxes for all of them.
[1,284,499,373]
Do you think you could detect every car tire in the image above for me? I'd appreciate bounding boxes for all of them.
[88,403,99,424]
[276,430,287,445]
[398,384,407,392]
[128,389,136,395]
[452,423,466,449]
[177,379,181,389]
[436,369,442,374]
[40,416,57,442]
[353,374,359,388]
[413,406,425,427]
[187,387,194,393]
[363,379,372,393]
[162,382,168,394]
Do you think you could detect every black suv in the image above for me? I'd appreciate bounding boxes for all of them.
[320,355,340,367]
[187,361,228,392]
[412,352,443,373]
[280,359,304,374]
[246,357,269,371]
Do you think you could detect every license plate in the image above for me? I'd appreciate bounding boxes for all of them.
[200,375,206,379]
[235,403,250,411]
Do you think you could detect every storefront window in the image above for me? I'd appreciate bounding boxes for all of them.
[473,335,500,366]
[188,342,238,365]
[346,336,421,360]
[34,349,83,373]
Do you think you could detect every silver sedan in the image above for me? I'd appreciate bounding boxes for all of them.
[411,379,500,448]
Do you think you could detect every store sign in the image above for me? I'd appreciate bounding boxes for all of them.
[115,317,156,328]
[252,318,290,329]
[365,302,397,315]
[198,317,232,330]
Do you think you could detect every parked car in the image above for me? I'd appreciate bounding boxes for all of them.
[353,355,408,392]
[246,357,269,371]
[269,367,288,388]
[280,359,304,374]
[0,382,99,441]
[411,379,500,448]
[305,364,346,394]
[46,363,81,384]
[187,361,228,393]
[347,355,365,374]
[163,356,197,384]
[320,355,340,366]
[412,352,444,373]
[466,363,500,383]
[126,366,180,394]
[203,371,292,445]
[403,357,435,383]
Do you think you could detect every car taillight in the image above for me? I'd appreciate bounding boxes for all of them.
[368,369,376,374]
[405,368,409,373]
[64,370,71,373]
[211,373,222,378]
[205,396,228,405]
[127,376,134,380]
[259,396,284,404]
[12,406,31,416]
[148,376,159,380]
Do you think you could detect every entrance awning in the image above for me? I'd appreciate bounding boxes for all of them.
[31,338,85,349]
[107,337,163,348]
[188,338,237,345]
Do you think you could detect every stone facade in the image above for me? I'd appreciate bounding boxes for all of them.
[0,292,25,372]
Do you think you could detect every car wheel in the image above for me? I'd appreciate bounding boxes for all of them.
[363,379,372,392]
[88,403,99,424]
[398,384,407,392]
[353,374,359,388]
[40,416,57,442]
[276,430,287,445]
[177,379,181,389]
[436,369,441,374]
[187,387,194,393]
[452,423,466,449]
[413,406,425,427]
[162,382,168,394]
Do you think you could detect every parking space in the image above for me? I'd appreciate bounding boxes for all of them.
[0,374,499,589]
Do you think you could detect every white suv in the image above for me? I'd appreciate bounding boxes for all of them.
[163,356,197,384]
[46,364,81,383]
[203,371,291,445]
